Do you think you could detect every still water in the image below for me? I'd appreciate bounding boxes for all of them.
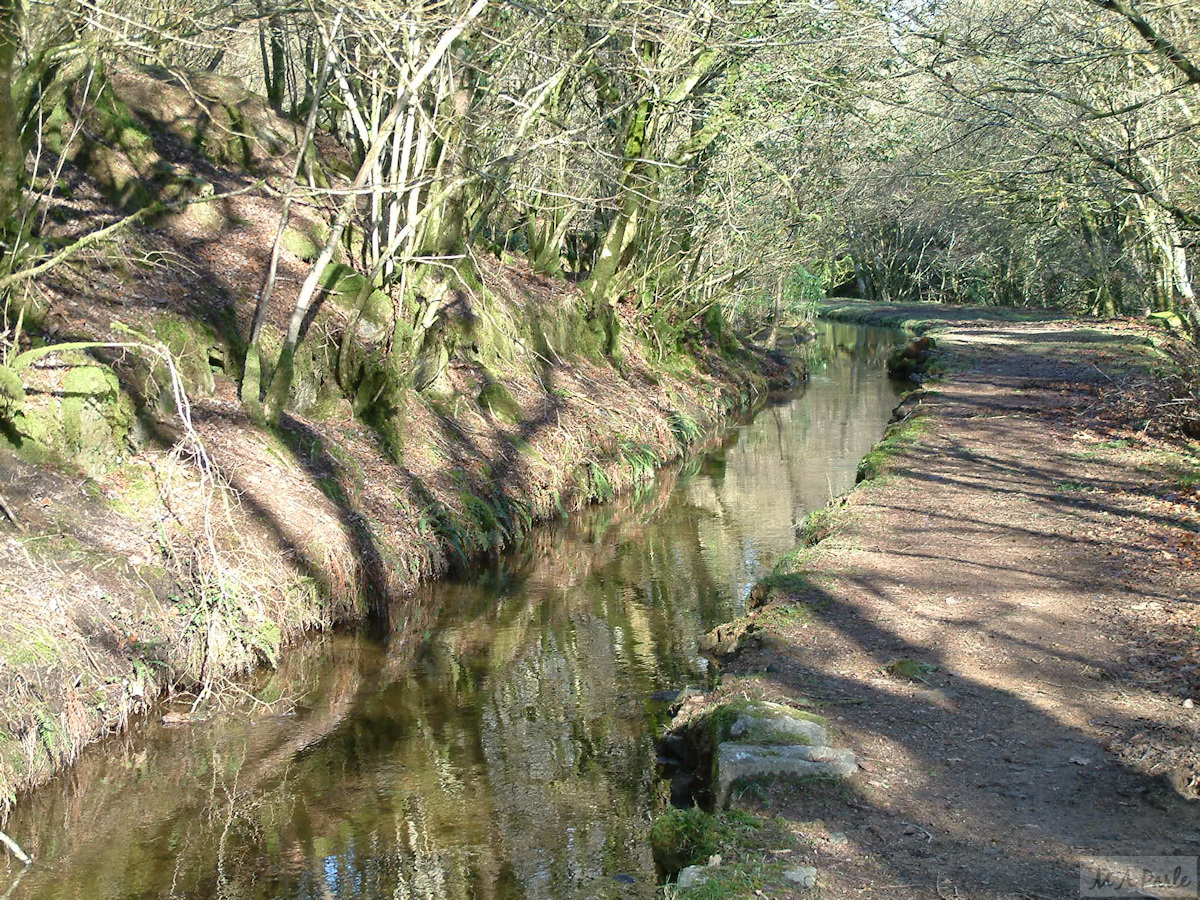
[4,322,903,900]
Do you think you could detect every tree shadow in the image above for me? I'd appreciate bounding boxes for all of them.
[716,571,1196,896]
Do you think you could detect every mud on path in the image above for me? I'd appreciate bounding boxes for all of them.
[711,304,1200,899]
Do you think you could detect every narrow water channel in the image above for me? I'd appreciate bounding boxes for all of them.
[4,322,903,900]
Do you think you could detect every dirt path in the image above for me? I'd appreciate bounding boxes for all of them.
[711,305,1200,898]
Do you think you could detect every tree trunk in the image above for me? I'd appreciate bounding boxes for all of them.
[262,0,488,423]
[0,0,22,239]
[766,276,783,350]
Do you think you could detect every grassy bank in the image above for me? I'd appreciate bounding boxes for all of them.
[0,311,795,816]
[0,314,794,818]
[818,299,1069,332]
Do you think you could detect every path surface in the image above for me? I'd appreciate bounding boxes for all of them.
[717,304,1200,899]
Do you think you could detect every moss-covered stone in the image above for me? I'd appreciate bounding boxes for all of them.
[8,354,137,476]
[165,196,227,237]
[709,700,828,747]
[62,366,117,446]
[150,313,219,402]
[116,124,152,153]
[282,227,320,262]
[240,341,263,417]
[477,380,523,424]
[66,88,163,211]
[289,335,342,419]
[412,341,451,395]
[318,266,371,314]
[354,289,394,343]
[0,366,25,412]
[108,67,294,170]
[41,101,71,156]
[75,141,156,210]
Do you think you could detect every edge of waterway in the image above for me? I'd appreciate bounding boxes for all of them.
[0,327,801,827]
[658,300,1200,899]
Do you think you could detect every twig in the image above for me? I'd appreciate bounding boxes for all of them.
[0,866,26,900]
[0,492,24,533]
[901,820,934,843]
[75,632,105,676]
[0,829,31,866]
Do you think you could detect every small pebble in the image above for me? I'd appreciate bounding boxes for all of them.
[1184,698,1195,709]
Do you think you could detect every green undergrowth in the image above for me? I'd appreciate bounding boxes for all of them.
[885,657,938,682]
[799,506,836,547]
[818,300,1064,333]
[856,414,929,483]
[755,602,817,630]
[1136,445,1200,492]
[651,808,803,898]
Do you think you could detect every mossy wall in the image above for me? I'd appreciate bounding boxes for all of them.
[3,352,138,475]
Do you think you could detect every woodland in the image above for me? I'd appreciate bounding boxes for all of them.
[0,0,1196,371]
[0,0,1198,869]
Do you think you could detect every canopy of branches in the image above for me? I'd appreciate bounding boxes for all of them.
[1,0,1197,381]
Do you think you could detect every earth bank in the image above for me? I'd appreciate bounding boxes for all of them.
[0,65,802,819]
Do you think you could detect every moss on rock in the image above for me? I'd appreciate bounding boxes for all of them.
[708,700,828,747]
[477,380,523,424]
[282,227,320,262]
[289,334,342,419]
[7,354,137,476]
[150,313,219,402]
[0,367,25,412]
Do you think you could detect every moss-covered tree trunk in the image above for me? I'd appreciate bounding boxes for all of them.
[0,0,22,242]
[582,97,653,354]
[256,1,287,113]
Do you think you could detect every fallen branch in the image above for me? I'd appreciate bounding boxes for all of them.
[0,828,31,866]
[0,491,23,532]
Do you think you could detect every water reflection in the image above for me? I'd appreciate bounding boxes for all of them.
[3,322,902,899]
